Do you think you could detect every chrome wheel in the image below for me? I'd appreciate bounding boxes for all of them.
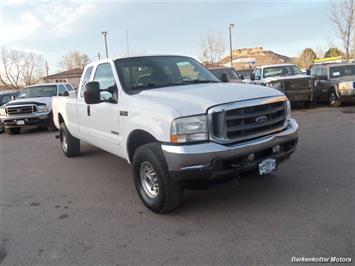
[61,134,68,153]
[140,161,159,198]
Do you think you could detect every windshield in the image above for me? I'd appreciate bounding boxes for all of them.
[330,65,355,78]
[210,68,240,80]
[19,85,57,98]
[115,56,219,91]
[263,65,303,78]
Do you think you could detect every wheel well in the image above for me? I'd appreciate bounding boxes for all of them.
[58,113,64,125]
[127,130,158,162]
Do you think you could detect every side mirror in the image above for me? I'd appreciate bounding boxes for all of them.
[240,74,244,80]
[320,75,328,80]
[84,81,101,104]
[220,73,229,82]
[10,95,17,101]
[63,91,69,96]
[250,73,255,81]
[306,69,311,75]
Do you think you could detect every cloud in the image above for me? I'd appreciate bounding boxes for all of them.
[0,1,97,45]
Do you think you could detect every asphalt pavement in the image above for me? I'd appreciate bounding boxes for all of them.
[0,106,354,265]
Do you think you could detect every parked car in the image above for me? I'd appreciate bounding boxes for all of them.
[250,64,314,106]
[309,63,355,107]
[208,67,243,83]
[0,90,19,133]
[0,83,73,135]
[53,55,299,213]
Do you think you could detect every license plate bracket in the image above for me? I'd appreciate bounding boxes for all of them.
[259,158,277,175]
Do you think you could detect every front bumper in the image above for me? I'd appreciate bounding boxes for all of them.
[1,112,51,128]
[162,118,299,180]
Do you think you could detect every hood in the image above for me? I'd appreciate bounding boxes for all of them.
[4,97,53,109]
[264,74,312,83]
[133,83,284,116]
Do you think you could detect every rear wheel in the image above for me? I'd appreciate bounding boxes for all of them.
[60,123,80,157]
[329,91,341,107]
[0,122,4,134]
[5,127,21,135]
[132,143,183,213]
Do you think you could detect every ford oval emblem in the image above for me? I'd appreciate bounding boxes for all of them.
[255,115,268,124]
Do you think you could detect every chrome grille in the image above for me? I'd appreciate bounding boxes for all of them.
[6,105,36,115]
[209,97,288,144]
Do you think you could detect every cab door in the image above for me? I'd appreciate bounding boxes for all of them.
[85,62,121,155]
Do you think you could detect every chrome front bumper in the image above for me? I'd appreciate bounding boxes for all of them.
[162,119,299,179]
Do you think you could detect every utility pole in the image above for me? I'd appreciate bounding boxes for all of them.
[45,60,49,76]
[101,31,109,58]
[126,29,130,57]
[229,24,235,68]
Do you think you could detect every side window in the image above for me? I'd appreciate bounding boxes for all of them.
[310,68,317,76]
[321,68,328,78]
[315,68,322,77]
[80,66,94,97]
[94,63,117,103]
[0,95,11,105]
[254,68,261,79]
[58,85,67,96]
[65,84,74,91]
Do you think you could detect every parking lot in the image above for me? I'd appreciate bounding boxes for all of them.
[0,106,354,265]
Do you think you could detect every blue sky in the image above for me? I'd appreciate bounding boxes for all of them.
[0,0,334,74]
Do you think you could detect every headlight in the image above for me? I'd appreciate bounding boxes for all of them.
[170,115,208,143]
[338,82,348,91]
[0,108,6,116]
[37,105,49,113]
[286,100,292,120]
[267,82,282,89]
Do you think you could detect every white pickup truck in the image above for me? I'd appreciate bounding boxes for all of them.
[52,55,299,213]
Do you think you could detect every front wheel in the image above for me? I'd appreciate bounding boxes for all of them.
[329,91,341,107]
[59,123,80,157]
[5,127,21,135]
[132,143,183,213]
[0,122,4,134]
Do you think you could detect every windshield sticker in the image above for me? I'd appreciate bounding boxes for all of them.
[332,71,340,77]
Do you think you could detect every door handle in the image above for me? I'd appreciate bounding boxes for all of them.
[87,105,91,116]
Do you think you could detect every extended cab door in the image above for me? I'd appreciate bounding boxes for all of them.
[77,66,94,137]
[85,62,121,154]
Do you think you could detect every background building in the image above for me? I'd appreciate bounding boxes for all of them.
[41,68,83,88]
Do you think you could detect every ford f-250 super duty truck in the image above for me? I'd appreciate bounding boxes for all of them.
[0,83,73,134]
[52,55,299,213]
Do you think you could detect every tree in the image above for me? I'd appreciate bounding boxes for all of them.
[59,51,91,70]
[0,47,46,90]
[330,0,354,61]
[201,32,226,66]
[324,47,344,58]
[295,48,317,69]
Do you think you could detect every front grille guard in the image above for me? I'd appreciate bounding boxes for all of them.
[207,96,288,145]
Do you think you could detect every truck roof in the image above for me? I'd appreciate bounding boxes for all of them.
[312,63,355,68]
[85,55,197,67]
[26,82,71,88]
[256,63,296,69]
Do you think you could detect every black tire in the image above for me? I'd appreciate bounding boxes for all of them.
[5,127,21,135]
[0,122,4,134]
[132,143,183,213]
[59,123,80,157]
[329,91,341,107]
